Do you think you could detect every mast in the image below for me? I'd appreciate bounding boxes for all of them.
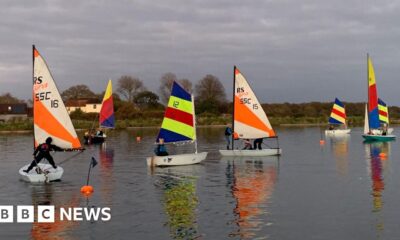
[32,45,35,150]
[192,94,198,153]
[367,53,370,132]
[232,66,236,150]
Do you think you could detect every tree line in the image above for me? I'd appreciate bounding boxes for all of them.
[262,102,400,119]
[0,73,228,119]
[2,73,400,120]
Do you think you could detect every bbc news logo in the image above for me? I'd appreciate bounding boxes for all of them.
[0,205,111,223]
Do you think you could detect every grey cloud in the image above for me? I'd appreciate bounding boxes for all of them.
[1,0,400,104]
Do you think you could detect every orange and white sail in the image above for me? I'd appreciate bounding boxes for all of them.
[233,66,276,139]
[33,46,81,149]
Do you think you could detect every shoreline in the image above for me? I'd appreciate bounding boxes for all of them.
[2,123,395,133]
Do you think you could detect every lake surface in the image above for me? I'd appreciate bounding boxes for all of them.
[0,126,399,239]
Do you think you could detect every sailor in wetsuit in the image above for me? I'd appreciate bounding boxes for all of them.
[154,138,168,156]
[23,137,65,173]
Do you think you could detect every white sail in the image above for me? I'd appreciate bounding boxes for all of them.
[364,104,369,134]
[233,67,275,139]
[33,46,81,149]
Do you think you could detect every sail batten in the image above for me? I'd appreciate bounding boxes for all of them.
[100,79,115,128]
[156,82,195,143]
[233,67,275,139]
[33,46,81,149]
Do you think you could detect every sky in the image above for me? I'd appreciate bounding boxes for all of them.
[1,0,400,104]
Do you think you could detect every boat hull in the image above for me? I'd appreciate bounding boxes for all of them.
[146,152,208,167]
[84,135,106,144]
[362,134,396,142]
[371,128,394,135]
[19,163,64,183]
[219,148,282,157]
[325,129,351,135]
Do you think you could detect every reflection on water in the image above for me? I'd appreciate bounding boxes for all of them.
[226,159,278,239]
[328,136,350,176]
[99,145,114,205]
[4,127,400,239]
[153,167,200,240]
[365,141,390,237]
[30,184,79,240]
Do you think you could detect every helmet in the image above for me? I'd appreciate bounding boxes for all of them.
[45,137,53,144]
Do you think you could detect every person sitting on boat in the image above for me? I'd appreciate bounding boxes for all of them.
[96,130,104,137]
[253,138,263,150]
[382,123,388,136]
[243,139,252,150]
[224,126,232,150]
[84,131,91,144]
[329,125,334,130]
[154,138,168,156]
[23,137,64,173]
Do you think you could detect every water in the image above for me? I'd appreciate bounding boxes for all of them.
[0,126,399,239]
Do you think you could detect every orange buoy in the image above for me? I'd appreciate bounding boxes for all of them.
[319,140,325,145]
[136,136,141,142]
[379,153,387,160]
[80,185,94,196]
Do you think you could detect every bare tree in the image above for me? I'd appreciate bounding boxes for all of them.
[0,93,24,104]
[117,75,145,102]
[195,74,226,103]
[61,85,97,100]
[179,78,193,94]
[159,72,177,104]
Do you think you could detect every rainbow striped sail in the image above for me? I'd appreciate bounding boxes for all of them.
[378,98,389,124]
[156,81,196,143]
[99,80,115,128]
[368,56,380,129]
[328,98,346,125]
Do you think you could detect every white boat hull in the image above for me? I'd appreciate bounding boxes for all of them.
[325,129,351,135]
[19,163,64,183]
[146,152,208,167]
[219,148,282,157]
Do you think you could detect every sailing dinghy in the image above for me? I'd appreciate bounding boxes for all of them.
[362,55,395,142]
[84,79,114,144]
[19,46,83,183]
[219,66,281,157]
[146,81,207,167]
[325,98,351,135]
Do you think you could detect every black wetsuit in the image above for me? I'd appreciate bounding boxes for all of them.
[253,138,263,150]
[26,143,63,172]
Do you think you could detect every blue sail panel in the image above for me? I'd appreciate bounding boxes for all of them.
[157,128,192,143]
[171,82,191,101]
[368,108,380,129]
[100,115,115,128]
[328,118,343,125]
[334,98,344,107]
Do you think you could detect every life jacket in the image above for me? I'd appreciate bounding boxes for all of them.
[225,127,232,136]
[40,143,49,152]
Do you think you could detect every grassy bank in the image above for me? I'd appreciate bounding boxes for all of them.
[1,115,398,132]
